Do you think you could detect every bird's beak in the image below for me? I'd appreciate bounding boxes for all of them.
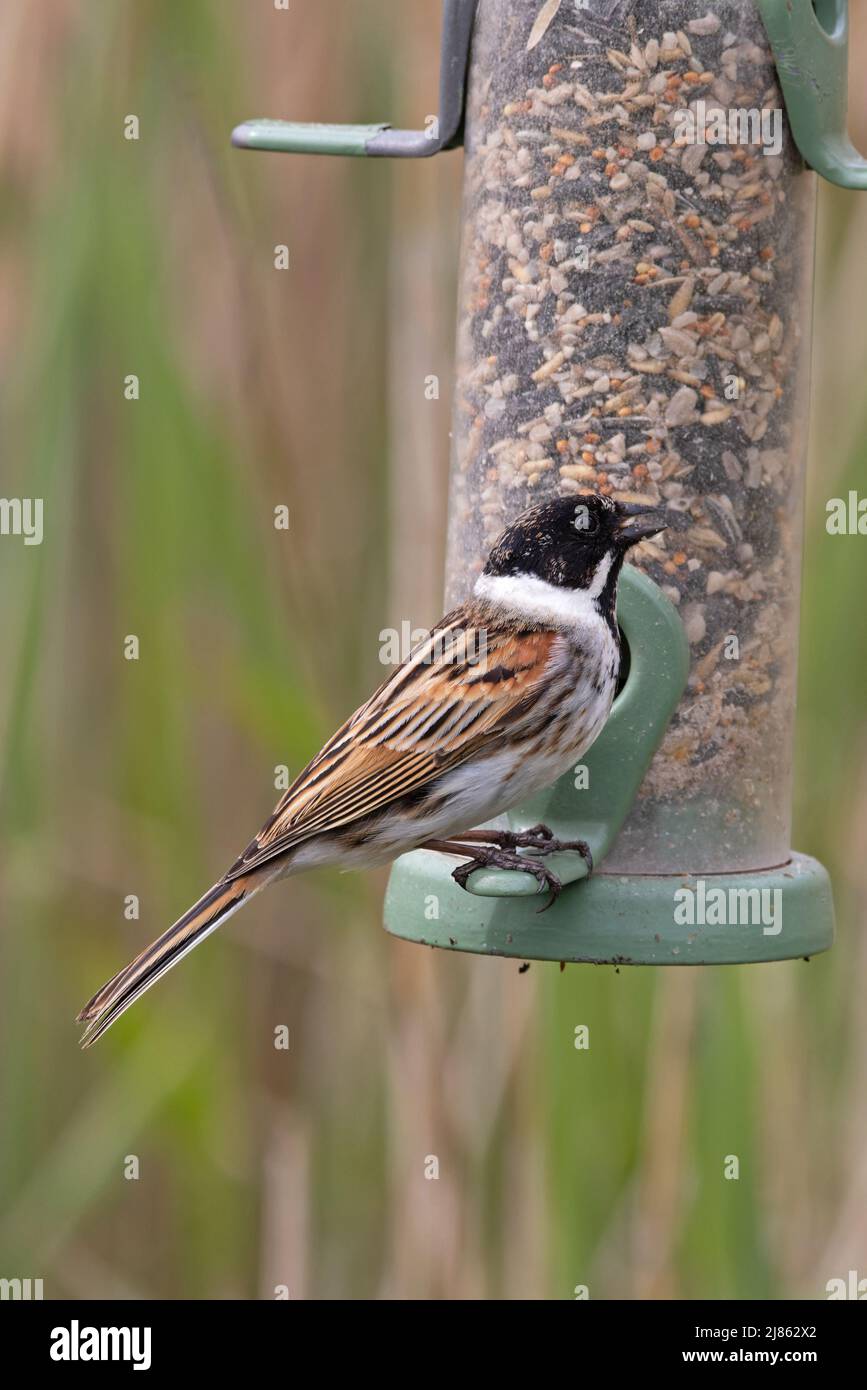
[616,502,667,545]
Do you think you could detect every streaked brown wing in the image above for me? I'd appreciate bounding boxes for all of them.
[225,614,559,879]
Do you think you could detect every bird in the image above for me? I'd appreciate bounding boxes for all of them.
[77,493,665,1046]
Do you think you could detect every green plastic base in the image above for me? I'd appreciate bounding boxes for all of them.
[384,851,834,965]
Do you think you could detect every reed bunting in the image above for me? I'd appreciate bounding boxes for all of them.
[78,494,664,1046]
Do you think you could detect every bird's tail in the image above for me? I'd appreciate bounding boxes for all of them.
[76,871,265,1049]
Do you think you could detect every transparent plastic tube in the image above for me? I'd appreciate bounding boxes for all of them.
[444,0,816,872]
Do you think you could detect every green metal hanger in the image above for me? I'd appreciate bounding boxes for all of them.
[757,0,867,189]
[232,0,478,158]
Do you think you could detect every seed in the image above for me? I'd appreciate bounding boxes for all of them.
[531,351,565,381]
[688,527,727,551]
[552,127,591,146]
[682,144,706,176]
[659,326,697,356]
[665,386,699,426]
[688,13,721,35]
[682,605,707,644]
[667,276,695,320]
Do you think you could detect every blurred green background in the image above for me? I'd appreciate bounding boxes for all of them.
[0,0,866,1300]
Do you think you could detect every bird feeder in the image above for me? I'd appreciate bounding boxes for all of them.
[234,0,866,966]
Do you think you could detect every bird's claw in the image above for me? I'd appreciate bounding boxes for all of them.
[451,845,564,911]
[478,823,594,875]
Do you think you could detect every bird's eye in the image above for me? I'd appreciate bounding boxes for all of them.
[572,505,599,536]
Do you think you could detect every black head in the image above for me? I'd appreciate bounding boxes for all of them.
[483,494,665,625]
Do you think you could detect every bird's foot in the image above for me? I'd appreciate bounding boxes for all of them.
[453,824,594,875]
[521,825,594,877]
[449,844,563,912]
